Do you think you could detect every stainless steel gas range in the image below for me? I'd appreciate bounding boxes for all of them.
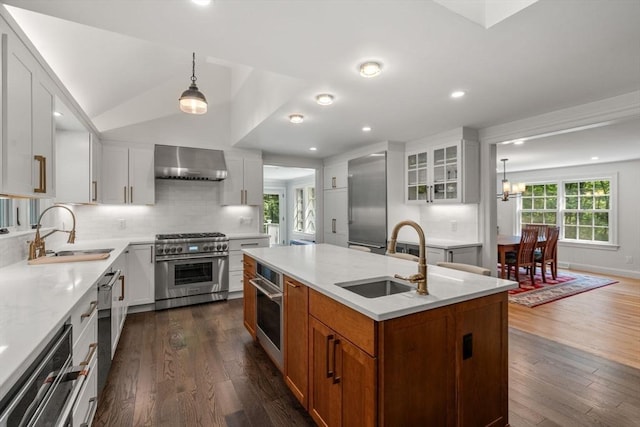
[154,232,229,310]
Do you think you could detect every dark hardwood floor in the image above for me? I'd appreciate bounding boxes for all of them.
[95,298,640,427]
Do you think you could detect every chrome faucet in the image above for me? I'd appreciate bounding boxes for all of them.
[28,205,76,260]
[387,220,428,295]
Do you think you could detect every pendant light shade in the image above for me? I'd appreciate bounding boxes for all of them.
[499,158,525,201]
[179,52,207,115]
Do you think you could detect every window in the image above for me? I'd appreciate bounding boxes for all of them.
[0,198,12,228]
[563,179,610,242]
[518,178,613,244]
[294,186,315,234]
[520,184,558,227]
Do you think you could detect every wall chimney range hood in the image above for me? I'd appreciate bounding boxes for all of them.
[154,144,228,181]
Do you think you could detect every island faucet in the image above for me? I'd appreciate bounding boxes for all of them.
[387,220,428,295]
[28,205,76,260]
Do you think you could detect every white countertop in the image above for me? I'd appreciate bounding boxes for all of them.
[244,244,516,321]
[0,238,144,400]
[227,233,270,240]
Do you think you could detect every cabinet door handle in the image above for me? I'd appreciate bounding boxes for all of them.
[92,181,97,202]
[332,219,336,233]
[34,155,47,193]
[332,177,336,189]
[80,301,98,320]
[332,339,341,384]
[80,342,98,366]
[150,245,154,263]
[326,334,334,378]
[286,279,299,288]
[123,186,127,204]
[130,186,133,204]
[119,275,125,301]
[80,397,98,427]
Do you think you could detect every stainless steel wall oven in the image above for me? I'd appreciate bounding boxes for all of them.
[250,262,284,369]
[155,233,229,310]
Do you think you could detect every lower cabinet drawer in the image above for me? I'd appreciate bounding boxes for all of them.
[72,355,98,427]
[70,288,98,348]
[229,252,243,272]
[229,270,243,293]
[73,309,97,365]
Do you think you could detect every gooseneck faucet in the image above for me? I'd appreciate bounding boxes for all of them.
[387,220,428,295]
[28,205,76,260]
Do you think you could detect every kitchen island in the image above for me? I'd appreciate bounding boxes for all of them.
[242,243,517,427]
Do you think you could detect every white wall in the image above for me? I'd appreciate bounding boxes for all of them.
[419,204,479,241]
[496,159,640,278]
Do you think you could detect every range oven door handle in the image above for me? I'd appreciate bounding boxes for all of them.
[55,365,88,427]
[249,278,283,301]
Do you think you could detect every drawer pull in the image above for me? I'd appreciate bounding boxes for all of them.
[80,342,98,366]
[92,180,97,202]
[81,301,98,320]
[286,280,300,288]
[240,242,259,247]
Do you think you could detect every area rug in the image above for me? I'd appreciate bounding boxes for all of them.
[505,270,617,307]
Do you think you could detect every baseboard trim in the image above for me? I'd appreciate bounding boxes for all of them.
[564,262,640,279]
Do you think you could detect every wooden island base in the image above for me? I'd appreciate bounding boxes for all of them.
[243,254,509,427]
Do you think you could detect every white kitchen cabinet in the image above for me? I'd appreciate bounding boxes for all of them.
[55,131,102,204]
[323,162,348,190]
[126,244,155,307]
[110,251,128,358]
[228,236,269,297]
[405,139,479,204]
[101,143,154,205]
[222,156,263,205]
[323,188,348,247]
[1,31,55,198]
[398,242,481,266]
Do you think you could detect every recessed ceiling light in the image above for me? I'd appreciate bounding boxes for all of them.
[450,90,465,98]
[53,111,63,117]
[362,126,372,132]
[359,61,382,78]
[513,140,525,145]
[191,0,212,6]
[591,156,599,160]
[315,94,334,106]
[309,147,317,151]
[289,114,304,124]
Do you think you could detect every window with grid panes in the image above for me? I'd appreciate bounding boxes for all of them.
[520,183,558,227]
[563,179,610,243]
[294,188,304,232]
[305,187,315,234]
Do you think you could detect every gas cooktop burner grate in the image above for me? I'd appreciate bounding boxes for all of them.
[156,232,226,240]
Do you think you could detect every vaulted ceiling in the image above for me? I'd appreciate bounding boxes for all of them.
[4,0,640,161]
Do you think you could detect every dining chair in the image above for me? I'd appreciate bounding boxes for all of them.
[523,224,549,240]
[535,226,559,283]
[436,262,491,276]
[505,228,538,283]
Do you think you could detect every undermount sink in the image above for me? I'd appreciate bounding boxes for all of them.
[55,248,115,257]
[336,277,414,298]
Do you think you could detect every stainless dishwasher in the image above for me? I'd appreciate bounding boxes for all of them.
[97,269,121,398]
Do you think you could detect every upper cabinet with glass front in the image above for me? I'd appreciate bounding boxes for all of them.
[405,128,480,204]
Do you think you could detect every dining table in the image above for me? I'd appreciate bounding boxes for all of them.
[497,234,546,279]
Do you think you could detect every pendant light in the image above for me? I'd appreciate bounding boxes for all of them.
[499,158,525,201]
[179,52,207,115]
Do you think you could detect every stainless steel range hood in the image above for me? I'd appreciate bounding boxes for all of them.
[154,144,228,181]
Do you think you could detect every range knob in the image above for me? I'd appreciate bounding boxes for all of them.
[170,247,177,253]
[216,243,222,251]
[177,247,183,253]
[221,243,228,251]
[157,248,163,254]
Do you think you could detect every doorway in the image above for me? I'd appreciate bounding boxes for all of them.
[263,165,316,246]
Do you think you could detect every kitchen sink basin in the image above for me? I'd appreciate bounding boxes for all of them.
[336,277,414,298]
[55,248,115,257]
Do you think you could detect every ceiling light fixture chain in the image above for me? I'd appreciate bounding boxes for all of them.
[190,52,197,84]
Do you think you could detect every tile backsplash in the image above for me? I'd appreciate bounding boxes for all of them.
[0,180,258,267]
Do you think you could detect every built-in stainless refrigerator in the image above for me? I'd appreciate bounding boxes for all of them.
[347,152,387,254]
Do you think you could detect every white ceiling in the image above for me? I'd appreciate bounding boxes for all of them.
[4,0,640,163]
[264,165,315,181]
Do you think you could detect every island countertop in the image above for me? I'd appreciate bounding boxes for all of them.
[243,243,517,321]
